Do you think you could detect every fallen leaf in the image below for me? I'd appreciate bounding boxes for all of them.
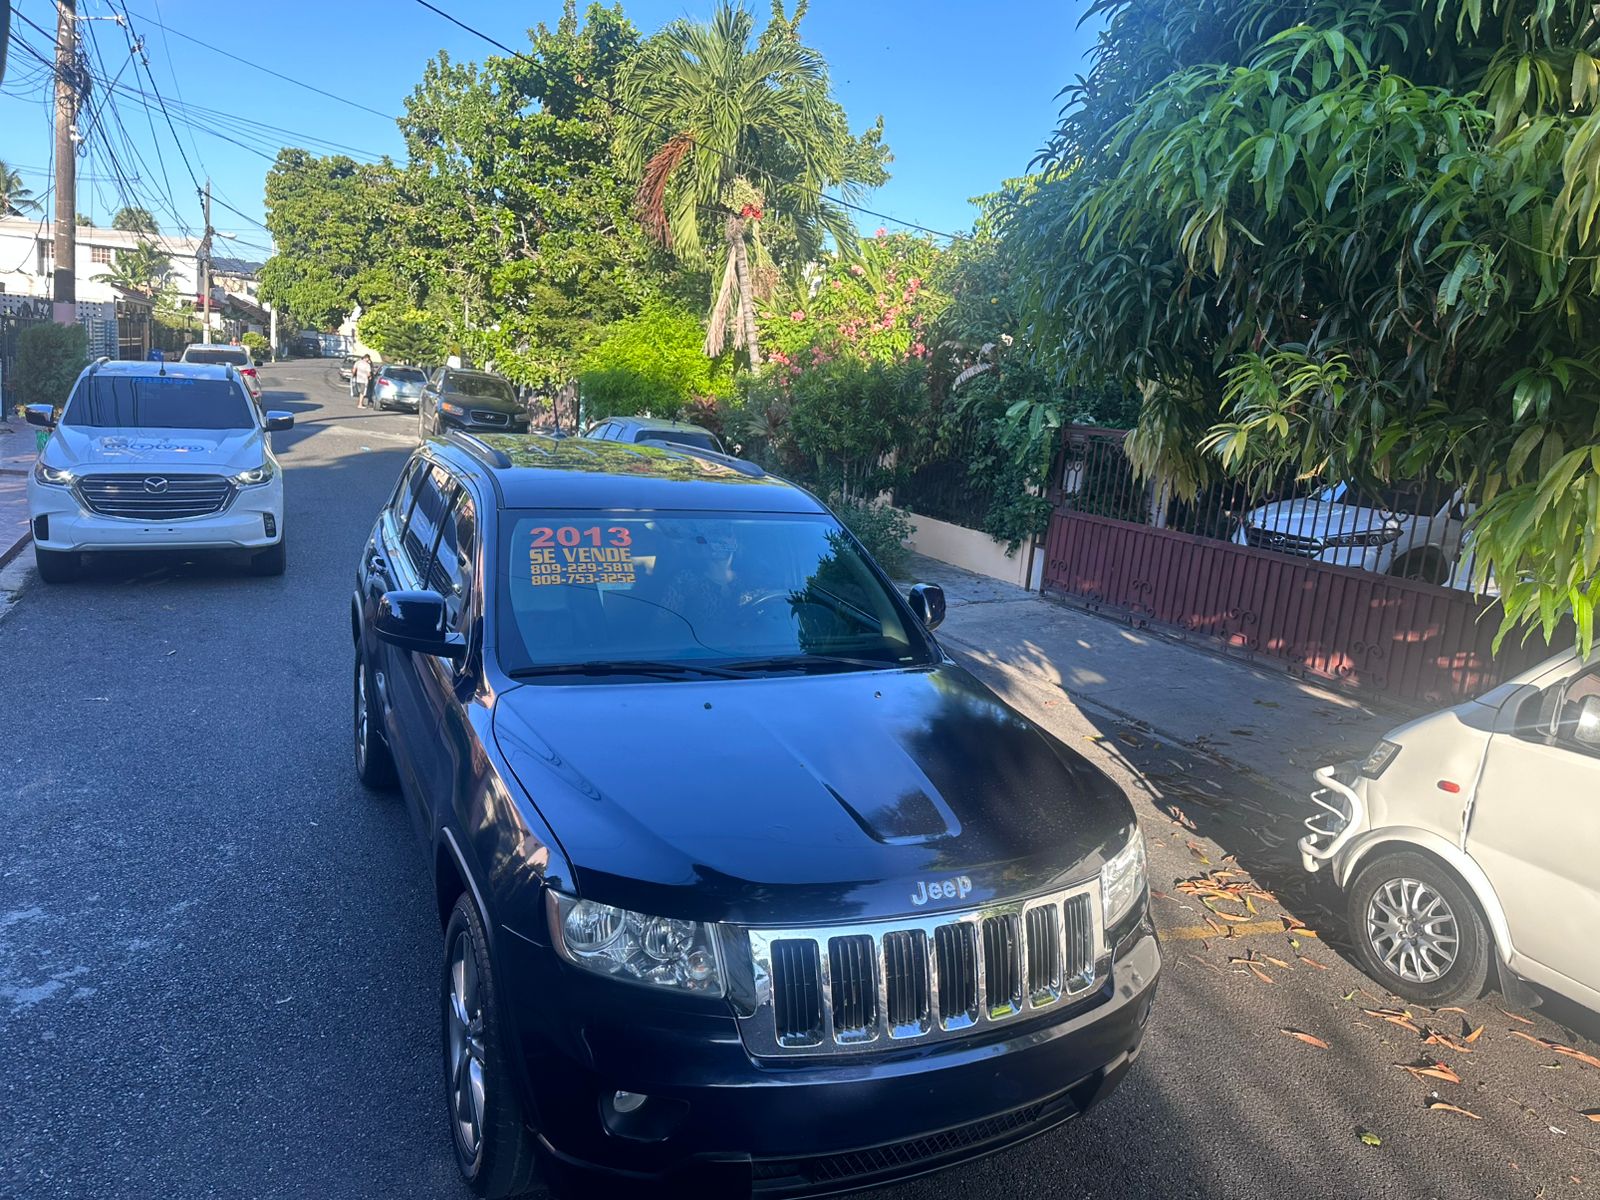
[1254,698,1281,708]
[1501,1009,1535,1025]
[1341,989,1358,1001]
[1262,955,1293,970]
[1297,955,1330,970]
[1579,1110,1600,1123]
[1184,954,1224,974]
[1464,1024,1484,1044]
[1358,1130,1382,1146]
[1117,731,1144,748]
[1167,805,1196,829]
[1509,1031,1600,1069]
[1433,1006,1468,1015]
[1281,1029,1330,1049]
[1364,1007,1423,1034]
[1396,1061,1462,1085]
[1246,962,1274,984]
[1428,1099,1481,1119]
[1423,1031,1475,1054]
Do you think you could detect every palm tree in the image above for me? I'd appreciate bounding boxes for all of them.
[105,241,173,297]
[1,161,40,217]
[616,1,887,368]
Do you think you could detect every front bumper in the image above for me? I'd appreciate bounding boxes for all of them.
[28,476,284,552]
[501,919,1159,1198]
[1299,762,1366,873]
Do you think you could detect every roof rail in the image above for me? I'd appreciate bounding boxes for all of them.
[636,439,766,478]
[445,429,514,469]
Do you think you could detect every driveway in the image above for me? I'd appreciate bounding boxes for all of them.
[1,359,1595,1199]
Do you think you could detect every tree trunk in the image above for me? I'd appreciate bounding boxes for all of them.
[732,219,761,369]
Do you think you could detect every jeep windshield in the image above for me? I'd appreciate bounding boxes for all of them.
[498,511,936,676]
[63,376,255,430]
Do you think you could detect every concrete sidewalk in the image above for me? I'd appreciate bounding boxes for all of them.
[901,554,1398,795]
[0,421,37,568]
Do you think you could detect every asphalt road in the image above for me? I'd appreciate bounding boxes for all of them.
[2,360,1598,1200]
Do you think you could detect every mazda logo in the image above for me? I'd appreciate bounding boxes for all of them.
[143,477,169,494]
[1268,533,1287,547]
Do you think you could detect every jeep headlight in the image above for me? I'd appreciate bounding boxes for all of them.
[230,461,275,487]
[1358,738,1402,779]
[33,462,74,487]
[1100,826,1148,929]
[549,893,725,996]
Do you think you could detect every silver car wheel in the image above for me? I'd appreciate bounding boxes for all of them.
[354,662,369,771]
[446,930,487,1160]
[1366,877,1459,983]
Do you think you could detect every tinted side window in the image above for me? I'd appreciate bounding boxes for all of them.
[387,460,424,522]
[403,466,455,579]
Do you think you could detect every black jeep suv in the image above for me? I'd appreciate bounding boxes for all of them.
[352,432,1159,1199]
[419,367,528,436]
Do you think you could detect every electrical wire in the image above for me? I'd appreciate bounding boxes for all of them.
[120,5,397,121]
[410,0,966,242]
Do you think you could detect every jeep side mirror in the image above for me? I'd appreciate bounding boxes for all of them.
[24,404,55,429]
[1573,695,1600,749]
[264,411,294,432]
[908,583,946,631]
[376,590,466,661]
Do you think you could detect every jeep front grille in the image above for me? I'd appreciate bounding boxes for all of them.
[742,884,1103,1057]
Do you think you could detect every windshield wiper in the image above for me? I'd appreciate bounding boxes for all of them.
[719,653,904,674]
[507,659,744,680]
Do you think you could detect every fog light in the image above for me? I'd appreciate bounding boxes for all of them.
[33,515,48,541]
[612,1091,647,1114]
[263,513,277,537]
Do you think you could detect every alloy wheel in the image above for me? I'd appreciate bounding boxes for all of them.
[446,929,487,1160]
[1366,877,1459,983]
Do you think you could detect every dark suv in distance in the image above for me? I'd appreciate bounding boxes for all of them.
[351,432,1159,1200]
[419,367,528,437]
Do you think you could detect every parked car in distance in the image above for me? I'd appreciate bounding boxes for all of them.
[338,355,356,383]
[1302,649,1600,1009]
[1234,479,1466,584]
[373,364,428,412]
[181,342,261,403]
[585,415,725,455]
[25,358,292,582]
[417,367,528,436]
[351,432,1158,1199]
[293,336,322,357]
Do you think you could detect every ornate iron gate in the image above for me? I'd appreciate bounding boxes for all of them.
[1040,426,1556,706]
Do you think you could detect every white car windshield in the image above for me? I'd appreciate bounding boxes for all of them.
[183,347,250,366]
[64,376,255,430]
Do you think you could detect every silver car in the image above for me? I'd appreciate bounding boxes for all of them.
[1302,650,1600,1008]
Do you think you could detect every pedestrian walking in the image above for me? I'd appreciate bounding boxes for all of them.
[353,355,374,409]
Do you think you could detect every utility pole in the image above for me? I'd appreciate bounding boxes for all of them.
[199,179,212,343]
[51,0,78,324]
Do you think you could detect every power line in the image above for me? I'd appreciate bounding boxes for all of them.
[144,0,208,182]
[112,1,203,199]
[410,0,966,243]
[205,191,271,235]
[121,5,397,121]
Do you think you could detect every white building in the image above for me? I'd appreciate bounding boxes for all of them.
[0,216,266,333]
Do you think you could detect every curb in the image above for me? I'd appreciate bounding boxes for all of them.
[0,529,30,571]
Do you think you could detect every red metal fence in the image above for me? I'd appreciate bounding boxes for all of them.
[1039,427,1556,706]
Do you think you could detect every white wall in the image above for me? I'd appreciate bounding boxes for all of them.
[904,510,1035,589]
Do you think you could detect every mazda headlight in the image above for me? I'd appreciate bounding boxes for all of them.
[33,462,74,487]
[1359,738,1401,779]
[230,461,275,487]
[549,893,725,995]
[1322,522,1403,548]
[1100,826,1148,929]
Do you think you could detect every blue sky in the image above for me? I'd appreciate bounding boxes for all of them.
[1,0,1103,256]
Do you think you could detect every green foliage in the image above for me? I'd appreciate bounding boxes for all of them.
[105,241,173,297]
[14,323,88,411]
[759,232,946,367]
[0,161,38,217]
[578,304,728,419]
[240,332,270,358]
[111,206,158,233]
[1013,0,1600,652]
[829,495,913,576]
[358,305,445,366]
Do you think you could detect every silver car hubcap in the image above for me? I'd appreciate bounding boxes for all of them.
[447,931,487,1159]
[1367,877,1459,983]
[355,664,368,769]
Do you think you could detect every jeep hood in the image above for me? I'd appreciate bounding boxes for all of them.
[492,664,1134,925]
[46,425,264,471]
